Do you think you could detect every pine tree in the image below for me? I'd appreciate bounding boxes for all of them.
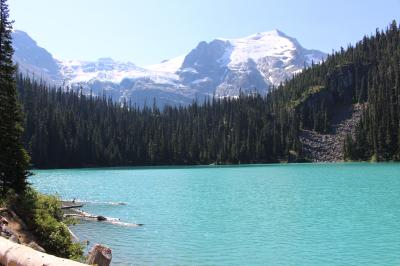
[0,0,29,194]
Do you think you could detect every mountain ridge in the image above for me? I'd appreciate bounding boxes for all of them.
[13,29,326,106]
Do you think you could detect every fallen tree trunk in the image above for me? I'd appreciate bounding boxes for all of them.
[61,201,85,210]
[0,237,87,266]
[64,213,99,220]
[61,204,84,210]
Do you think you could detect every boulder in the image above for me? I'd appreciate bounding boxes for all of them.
[86,244,112,266]
[1,226,14,237]
[27,241,46,253]
[9,234,20,244]
[0,216,9,225]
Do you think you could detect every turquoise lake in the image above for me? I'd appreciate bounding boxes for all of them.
[32,163,400,265]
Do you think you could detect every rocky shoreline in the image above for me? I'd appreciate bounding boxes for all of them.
[0,202,115,266]
[0,208,45,253]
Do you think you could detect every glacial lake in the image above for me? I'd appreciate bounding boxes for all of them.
[32,163,400,265]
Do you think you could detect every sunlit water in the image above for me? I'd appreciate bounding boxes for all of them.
[32,163,400,265]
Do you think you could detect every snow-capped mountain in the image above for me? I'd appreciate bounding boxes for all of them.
[12,29,326,106]
[171,29,326,97]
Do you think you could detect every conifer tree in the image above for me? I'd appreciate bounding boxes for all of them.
[0,0,29,194]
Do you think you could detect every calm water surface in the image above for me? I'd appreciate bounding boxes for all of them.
[32,163,400,265]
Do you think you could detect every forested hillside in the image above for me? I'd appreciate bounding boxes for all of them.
[18,77,300,168]
[343,22,400,161]
[18,21,400,168]
[266,20,400,162]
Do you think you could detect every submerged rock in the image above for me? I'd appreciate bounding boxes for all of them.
[97,215,107,221]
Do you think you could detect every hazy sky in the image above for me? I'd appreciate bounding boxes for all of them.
[9,0,400,66]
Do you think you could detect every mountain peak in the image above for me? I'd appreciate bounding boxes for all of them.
[250,29,287,38]
[270,28,286,36]
[98,57,114,63]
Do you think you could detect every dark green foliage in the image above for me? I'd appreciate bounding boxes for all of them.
[17,76,301,168]
[342,21,400,161]
[269,20,400,161]
[0,0,30,194]
[14,187,84,260]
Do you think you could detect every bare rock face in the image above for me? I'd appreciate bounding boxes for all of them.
[300,104,366,162]
[86,244,112,266]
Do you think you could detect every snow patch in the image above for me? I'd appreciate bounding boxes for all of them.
[59,58,180,85]
[217,30,298,67]
[146,55,185,73]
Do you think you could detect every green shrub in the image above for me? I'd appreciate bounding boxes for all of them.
[14,187,84,261]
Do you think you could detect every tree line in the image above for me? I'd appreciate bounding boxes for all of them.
[18,76,300,168]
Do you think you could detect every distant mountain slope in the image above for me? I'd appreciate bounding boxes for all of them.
[12,29,326,106]
[12,30,62,83]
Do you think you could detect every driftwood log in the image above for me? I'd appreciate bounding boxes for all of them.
[61,201,85,210]
[61,204,84,210]
[0,237,87,266]
[86,244,112,266]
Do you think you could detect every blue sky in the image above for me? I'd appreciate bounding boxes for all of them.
[9,0,400,66]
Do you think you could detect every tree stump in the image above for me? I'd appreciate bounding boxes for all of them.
[86,244,112,266]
